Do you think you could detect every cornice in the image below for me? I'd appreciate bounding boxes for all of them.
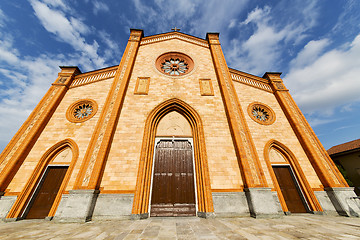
[140,32,209,48]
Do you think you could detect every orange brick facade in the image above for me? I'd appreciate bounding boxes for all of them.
[1,29,358,221]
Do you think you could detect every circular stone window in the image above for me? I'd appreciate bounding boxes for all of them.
[66,99,98,123]
[247,102,275,125]
[155,52,194,76]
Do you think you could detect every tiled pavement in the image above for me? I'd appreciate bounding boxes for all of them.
[0,214,360,239]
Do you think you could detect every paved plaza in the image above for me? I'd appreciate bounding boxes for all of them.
[0,214,359,239]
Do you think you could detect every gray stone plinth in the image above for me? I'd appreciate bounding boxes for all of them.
[54,189,99,222]
[212,192,249,217]
[131,213,149,220]
[0,194,17,220]
[325,187,360,217]
[197,211,215,218]
[92,194,133,220]
[245,187,281,218]
[271,191,284,214]
[314,190,338,215]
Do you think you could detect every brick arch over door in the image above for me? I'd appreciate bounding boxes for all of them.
[6,139,79,219]
[264,139,323,213]
[132,98,214,216]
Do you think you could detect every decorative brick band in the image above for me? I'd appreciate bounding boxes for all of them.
[70,68,117,88]
[231,73,272,92]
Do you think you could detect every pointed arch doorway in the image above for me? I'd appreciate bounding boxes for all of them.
[150,111,196,216]
[132,99,214,218]
[264,140,323,214]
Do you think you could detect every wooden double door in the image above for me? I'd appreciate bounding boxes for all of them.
[25,166,68,219]
[273,166,308,213]
[150,140,196,217]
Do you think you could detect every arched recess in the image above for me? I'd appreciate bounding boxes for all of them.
[132,98,214,216]
[6,139,79,219]
[264,139,323,213]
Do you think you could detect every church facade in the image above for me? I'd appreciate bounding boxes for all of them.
[0,29,359,222]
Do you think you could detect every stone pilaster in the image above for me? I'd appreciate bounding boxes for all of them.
[74,29,143,191]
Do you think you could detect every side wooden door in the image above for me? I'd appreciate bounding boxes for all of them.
[273,166,307,213]
[151,140,196,216]
[25,166,68,219]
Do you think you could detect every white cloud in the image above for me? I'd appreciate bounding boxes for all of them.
[93,1,110,15]
[289,39,330,69]
[129,0,248,38]
[243,5,271,25]
[0,9,7,27]
[29,0,106,70]
[285,34,360,114]
[186,0,248,37]
[0,38,19,64]
[0,1,120,151]
[225,1,321,75]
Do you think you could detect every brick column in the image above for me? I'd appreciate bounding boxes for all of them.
[207,33,279,218]
[0,66,80,193]
[207,33,266,188]
[74,29,143,191]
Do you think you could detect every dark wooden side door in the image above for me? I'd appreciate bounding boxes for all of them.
[273,166,307,213]
[151,140,196,216]
[25,166,68,219]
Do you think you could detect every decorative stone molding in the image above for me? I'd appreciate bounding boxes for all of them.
[134,77,150,95]
[199,79,214,96]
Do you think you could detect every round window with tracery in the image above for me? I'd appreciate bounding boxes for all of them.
[66,99,98,123]
[156,52,194,76]
[247,102,275,125]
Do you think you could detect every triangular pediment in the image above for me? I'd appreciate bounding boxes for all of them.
[140,31,208,48]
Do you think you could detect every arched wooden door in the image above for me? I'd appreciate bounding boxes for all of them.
[272,165,307,213]
[150,139,196,216]
[25,166,68,219]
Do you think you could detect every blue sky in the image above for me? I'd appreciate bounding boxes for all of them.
[0,0,360,152]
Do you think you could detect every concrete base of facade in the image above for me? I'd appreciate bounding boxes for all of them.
[0,193,17,221]
[314,190,338,216]
[54,189,99,222]
[245,188,281,218]
[92,194,134,220]
[212,192,250,217]
[324,187,360,217]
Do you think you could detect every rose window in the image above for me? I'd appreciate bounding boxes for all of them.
[161,58,188,76]
[66,99,98,123]
[156,52,194,76]
[247,103,275,125]
[252,106,269,122]
[74,103,93,119]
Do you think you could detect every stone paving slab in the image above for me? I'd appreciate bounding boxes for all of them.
[0,214,359,239]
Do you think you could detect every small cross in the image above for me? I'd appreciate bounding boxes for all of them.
[171,27,181,32]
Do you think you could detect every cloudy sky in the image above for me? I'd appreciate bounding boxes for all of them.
[0,0,360,152]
